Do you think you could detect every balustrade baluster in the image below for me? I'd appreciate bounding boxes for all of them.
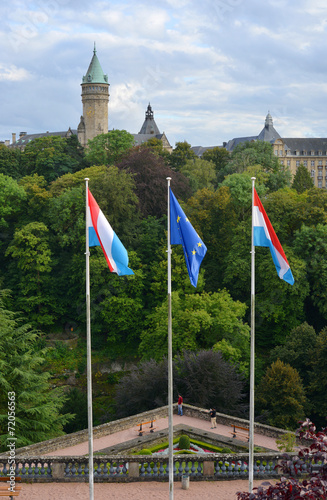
[159,461,165,476]
[140,461,145,477]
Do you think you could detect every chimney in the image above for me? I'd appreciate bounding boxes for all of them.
[19,132,27,138]
[12,133,16,144]
[5,140,10,147]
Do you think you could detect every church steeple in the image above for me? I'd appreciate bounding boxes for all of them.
[265,111,273,129]
[139,103,160,135]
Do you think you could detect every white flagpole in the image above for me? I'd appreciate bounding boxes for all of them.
[249,176,256,492]
[167,177,174,500]
[85,178,94,500]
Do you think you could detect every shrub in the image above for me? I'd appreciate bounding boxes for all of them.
[139,449,152,455]
[276,431,296,453]
[179,435,190,450]
[221,447,232,453]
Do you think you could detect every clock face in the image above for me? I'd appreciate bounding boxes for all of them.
[86,107,94,117]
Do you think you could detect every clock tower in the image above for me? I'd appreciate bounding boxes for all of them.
[78,44,109,147]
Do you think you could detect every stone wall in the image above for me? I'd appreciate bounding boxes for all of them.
[0,403,291,458]
[3,406,170,458]
[182,404,293,439]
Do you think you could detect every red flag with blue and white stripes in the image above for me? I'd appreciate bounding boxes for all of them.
[253,189,294,285]
[87,188,134,276]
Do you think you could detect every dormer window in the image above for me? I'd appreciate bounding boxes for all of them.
[303,151,307,156]
[311,150,315,155]
[319,151,322,156]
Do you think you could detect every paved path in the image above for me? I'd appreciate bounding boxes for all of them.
[17,479,276,499]
[50,414,278,456]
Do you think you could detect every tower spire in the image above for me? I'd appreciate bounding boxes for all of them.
[93,41,96,55]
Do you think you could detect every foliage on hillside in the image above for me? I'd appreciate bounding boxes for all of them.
[1,132,327,435]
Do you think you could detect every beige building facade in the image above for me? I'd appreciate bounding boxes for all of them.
[273,137,327,188]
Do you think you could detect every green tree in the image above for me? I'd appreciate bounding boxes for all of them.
[21,136,80,183]
[202,146,231,184]
[308,327,327,423]
[18,174,52,223]
[139,290,250,362]
[168,141,197,171]
[270,322,317,387]
[0,291,72,449]
[227,141,291,191]
[85,130,135,166]
[256,359,307,430]
[180,157,216,192]
[140,137,171,162]
[292,163,314,193]
[0,145,22,179]
[293,224,327,322]
[5,222,54,327]
[0,174,27,229]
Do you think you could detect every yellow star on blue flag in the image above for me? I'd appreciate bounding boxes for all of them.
[170,188,207,287]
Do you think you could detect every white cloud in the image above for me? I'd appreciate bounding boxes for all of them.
[0,64,31,81]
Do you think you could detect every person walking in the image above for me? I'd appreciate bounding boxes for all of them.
[210,408,216,428]
[178,394,183,416]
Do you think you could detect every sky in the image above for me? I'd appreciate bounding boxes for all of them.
[1,0,327,148]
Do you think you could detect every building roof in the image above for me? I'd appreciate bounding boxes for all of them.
[191,146,222,157]
[82,43,108,85]
[132,133,165,145]
[279,137,327,154]
[224,112,281,152]
[138,103,161,135]
[13,129,77,147]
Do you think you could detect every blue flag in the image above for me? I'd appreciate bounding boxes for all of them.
[170,188,207,287]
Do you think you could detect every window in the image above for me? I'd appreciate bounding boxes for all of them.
[318,181,322,188]
[311,150,315,155]
[296,150,300,155]
[303,160,307,166]
[280,160,284,165]
[303,150,307,156]
[287,160,290,166]
[318,161,323,167]
[274,150,278,155]
[311,169,315,177]
[296,160,300,167]
[311,160,315,167]
[280,150,283,156]
[319,151,322,156]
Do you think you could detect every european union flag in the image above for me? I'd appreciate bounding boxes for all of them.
[170,188,207,287]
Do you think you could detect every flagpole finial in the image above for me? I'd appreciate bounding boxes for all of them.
[85,177,90,181]
[251,177,256,181]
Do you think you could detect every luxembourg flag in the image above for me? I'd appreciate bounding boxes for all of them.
[87,188,134,276]
[253,189,294,285]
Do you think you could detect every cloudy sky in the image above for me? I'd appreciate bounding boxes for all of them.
[1,0,327,148]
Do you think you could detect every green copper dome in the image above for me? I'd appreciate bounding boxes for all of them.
[82,44,108,84]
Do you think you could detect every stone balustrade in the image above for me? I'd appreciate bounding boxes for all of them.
[0,452,301,482]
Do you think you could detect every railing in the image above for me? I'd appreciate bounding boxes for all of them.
[0,453,289,481]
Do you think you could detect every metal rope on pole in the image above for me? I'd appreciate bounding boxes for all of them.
[167,177,174,500]
[249,176,256,493]
[85,178,94,500]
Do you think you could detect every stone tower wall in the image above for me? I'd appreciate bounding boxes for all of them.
[80,83,109,147]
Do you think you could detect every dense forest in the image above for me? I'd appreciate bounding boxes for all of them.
[0,131,326,449]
